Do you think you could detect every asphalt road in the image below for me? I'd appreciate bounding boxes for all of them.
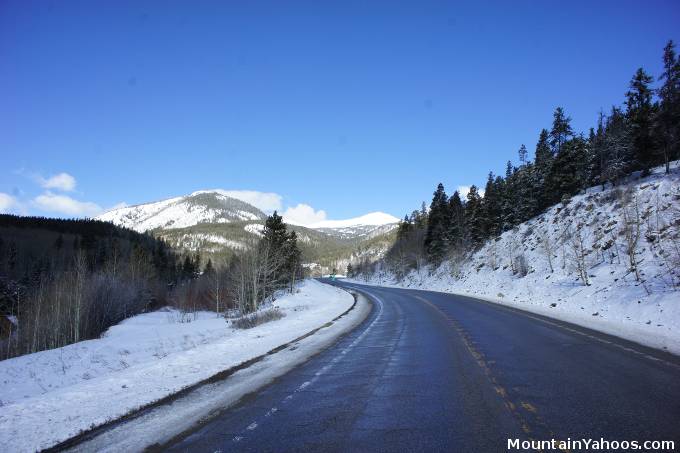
[164,281,680,452]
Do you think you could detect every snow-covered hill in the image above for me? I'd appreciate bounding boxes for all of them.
[352,163,680,354]
[309,212,399,229]
[96,190,266,232]
[310,212,400,240]
[96,191,400,266]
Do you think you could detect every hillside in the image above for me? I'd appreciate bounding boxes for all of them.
[0,215,180,359]
[96,191,399,270]
[352,163,680,353]
[96,190,267,231]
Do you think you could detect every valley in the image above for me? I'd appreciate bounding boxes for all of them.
[96,190,400,275]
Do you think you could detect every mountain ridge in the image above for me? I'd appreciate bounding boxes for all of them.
[95,190,400,269]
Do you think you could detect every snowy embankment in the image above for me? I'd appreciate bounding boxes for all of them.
[353,163,680,355]
[0,280,358,452]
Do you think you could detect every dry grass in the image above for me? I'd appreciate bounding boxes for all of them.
[231,307,285,329]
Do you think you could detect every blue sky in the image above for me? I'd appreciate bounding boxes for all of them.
[1,1,679,223]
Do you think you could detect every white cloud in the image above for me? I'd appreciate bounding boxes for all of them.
[219,190,283,213]
[457,185,485,199]
[38,172,77,191]
[33,192,102,217]
[0,193,17,213]
[282,204,328,226]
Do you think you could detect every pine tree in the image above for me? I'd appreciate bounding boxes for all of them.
[534,128,553,211]
[464,185,485,247]
[546,136,589,198]
[482,172,502,237]
[501,161,517,230]
[396,215,412,240]
[424,183,450,263]
[182,255,195,279]
[261,211,301,290]
[447,191,465,251]
[625,67,656,172]
[656,40,680,173]
[282,231,302,290]
[549,107,573,155]
[262,211,288,252]
[515,164,538,223]
[589,112,607,187]
[518,144,528,167]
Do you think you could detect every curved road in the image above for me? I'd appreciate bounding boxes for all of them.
[165,281,680,452]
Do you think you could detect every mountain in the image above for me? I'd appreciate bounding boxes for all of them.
[96,190,399,270]
[97,190,266,232]
[299,212,400,241]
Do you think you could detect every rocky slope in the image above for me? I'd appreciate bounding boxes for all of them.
[352,163,680,354]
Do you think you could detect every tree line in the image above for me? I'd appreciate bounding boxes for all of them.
[349,40,680,278]
[0,211,303,359]
[0,215,181,358]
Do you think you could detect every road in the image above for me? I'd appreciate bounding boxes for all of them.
[164,281,680,452]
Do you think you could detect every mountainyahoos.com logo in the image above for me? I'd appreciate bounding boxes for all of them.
[508,438,676,451]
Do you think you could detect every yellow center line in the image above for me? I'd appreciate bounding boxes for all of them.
[413,294,571,453]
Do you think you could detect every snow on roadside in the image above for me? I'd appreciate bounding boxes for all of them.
[350,163,680,355]
[0,280,354,452]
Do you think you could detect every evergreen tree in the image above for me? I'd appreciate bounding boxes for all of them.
[625,67,656,172]
[447,191,465,251]
[501,161,517,230]
[424,183,450,263]
[261,211,301,289]
[515,164,538,223]
[656,40,680,173]
[589,112,607,187]
[261,211,288,252]
[549,107,573,155]
[546,136,589,199]
[482,172,502,237]
[282,231,302,289]
[518,144,528,167]
[464,185,485,247]
[182,255,195,279]
[396,215,412,240]
[534,129,553,210]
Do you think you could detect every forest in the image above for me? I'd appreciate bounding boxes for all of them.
[0,212,302,359]
[349,40,680,279]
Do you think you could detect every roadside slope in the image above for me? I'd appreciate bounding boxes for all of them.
[352,164,680,354]
[0,280,360,452]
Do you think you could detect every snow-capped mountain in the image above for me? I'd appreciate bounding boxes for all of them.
[309,212,399,229]
[285,212,400,240]
[96,190,266,232]
[309,212,400,240]
[96,190,400,266]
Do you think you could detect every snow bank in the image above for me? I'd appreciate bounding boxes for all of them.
[352,163,680,355]
[0,280,355,452]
